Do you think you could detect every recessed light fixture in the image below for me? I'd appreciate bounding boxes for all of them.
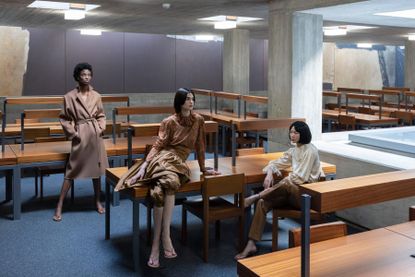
[214,21,237,30]
[408,34,415,41]
[375,9,415,19]
[199,15,262,30]
[195,35,214,41]
[323,26,347,36]
[80,29,102,36]
[357,43,373,48]
[28,1,99,11]
[65,9,85,20]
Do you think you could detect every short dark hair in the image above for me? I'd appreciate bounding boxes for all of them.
[174,88,195,113]
[73,63,93,82]
[289,121,312,144]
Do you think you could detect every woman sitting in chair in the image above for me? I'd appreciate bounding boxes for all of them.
[235,121,322,259]
[115,88,219,268]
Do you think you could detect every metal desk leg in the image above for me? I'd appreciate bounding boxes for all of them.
[105,177,111,240]
[133,199,140,272]
[13,166,21,220]
[221,125,226,156]
[301,194,311,277]
[111,157,121,207]
[6,170,12,201]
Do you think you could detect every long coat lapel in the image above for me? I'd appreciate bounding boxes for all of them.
[75,87,92,117]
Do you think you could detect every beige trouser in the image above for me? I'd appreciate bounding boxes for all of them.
[248,179,300,241]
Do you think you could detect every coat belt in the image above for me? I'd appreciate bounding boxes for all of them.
[76,118,96,125]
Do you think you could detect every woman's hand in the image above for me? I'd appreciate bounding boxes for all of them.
[127,162,148,185]
[202,167,221,176]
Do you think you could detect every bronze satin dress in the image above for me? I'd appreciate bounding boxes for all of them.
[115,112,206,206]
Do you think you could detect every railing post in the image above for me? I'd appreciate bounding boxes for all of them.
[112,109,116,144]
[231,123,236,167]
[127,127,133,168]
[301,194,311,277]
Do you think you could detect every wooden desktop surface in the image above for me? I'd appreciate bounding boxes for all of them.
[0,146,18,166]
[237,224,415,277]
[195,109,259,125]
[322,109,398,125]
[106,153,336,199]
[385,220,415,239]
[299,169,415,213]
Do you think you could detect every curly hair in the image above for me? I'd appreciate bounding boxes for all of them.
[73,63,93,82]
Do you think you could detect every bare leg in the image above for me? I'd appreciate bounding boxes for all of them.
[53,179,73,221]
[92,178,105,214]
[148,206,163,268]
[234,239,258,260]
[162,194,177,258]
[244,193,260,207]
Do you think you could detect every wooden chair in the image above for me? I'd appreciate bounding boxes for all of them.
[181,173,245,262]
[325,103,338,110]
[357,106,375,115]
[288,221,348,247]
[410,206,415,221]
[337,114,356,131]
[34,136,68,199]
[272,207,323,251]
[391,110,414,126]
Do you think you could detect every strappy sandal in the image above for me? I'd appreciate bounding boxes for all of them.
[147,257,160,268]
[164,248,177,259]
[52,215,62,222]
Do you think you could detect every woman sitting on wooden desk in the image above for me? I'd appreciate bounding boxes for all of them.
[115,88,219,268]
[235,121,323,259]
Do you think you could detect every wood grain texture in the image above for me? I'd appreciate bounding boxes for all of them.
[238,227,415,277]
[300,169,415,213]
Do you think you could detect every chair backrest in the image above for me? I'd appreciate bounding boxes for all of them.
[34,136,66,143]
[357,106,375,115]
[338,114,356,130]
[23,127,50,141]
[288,221,348,248]
[202,173,245,198]
[391,110,413,125]
[236,147,264,156]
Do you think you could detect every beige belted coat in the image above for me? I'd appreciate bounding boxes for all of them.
[60,87,109,179]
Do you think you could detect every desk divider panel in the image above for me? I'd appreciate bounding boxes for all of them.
[230,118,305,166]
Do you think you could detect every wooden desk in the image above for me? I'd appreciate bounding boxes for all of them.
[104,153,336,272]
[0,146,19,218]
[237,226,415,277]
[322,109,398,130]
[386,220,415,239]
[6,138,133,220]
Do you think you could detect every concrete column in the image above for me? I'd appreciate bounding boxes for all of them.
[223,29,250,94]
[268,10,323,151]
[404,41,415,90]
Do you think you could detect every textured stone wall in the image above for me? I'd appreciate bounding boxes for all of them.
[0,26,29,97]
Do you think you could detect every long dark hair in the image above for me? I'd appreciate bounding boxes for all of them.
[289,121,312,144]
[174,88,195,113]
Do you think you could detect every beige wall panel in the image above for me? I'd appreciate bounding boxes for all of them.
[334,48,382,90]
[323,42,335,84]
[0,26,29,97]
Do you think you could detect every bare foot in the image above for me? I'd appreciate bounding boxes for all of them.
[147,248,160,268]
[244,194,259,207]
[234,241,257,260]
[162,237,177,258]
[96,202,105,214]
[53,206,62,222]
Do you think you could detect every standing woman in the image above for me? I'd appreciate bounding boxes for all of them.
[115,88,219,268]
[53,63,109,222]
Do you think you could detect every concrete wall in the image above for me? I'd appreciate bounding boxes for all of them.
[0,26,29,97]
[319,147,415,229]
